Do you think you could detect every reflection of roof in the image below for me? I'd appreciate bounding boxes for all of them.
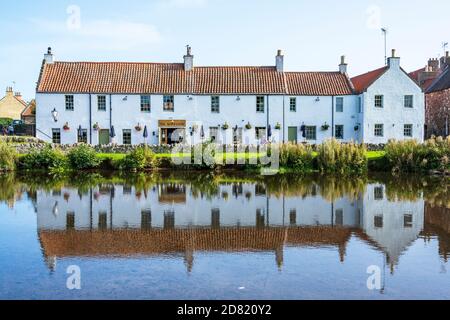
[423,204,450,261]
[39,226,352,258]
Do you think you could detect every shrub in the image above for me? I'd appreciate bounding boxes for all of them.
[20,146,68,173]
[317,139,367,174]
[67,144,101,170]
[279,143,315,172]
[0,140,17,171]
[119,146,159,171]
[385,137,450,173]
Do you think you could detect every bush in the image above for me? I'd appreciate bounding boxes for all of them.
[0,140,17,171]
[67,144,101,170]
[317,139,367,174]
[385,137,450,173]
[0,118,12,127]
[20,146,68,173]
[119,146,159,171]
[279,143,315,172]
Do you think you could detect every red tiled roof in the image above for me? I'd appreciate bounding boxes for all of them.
[409,67,425,82]
[21,100,35,117]
[285,72,354,95]
[351,66,388,93]
[37,62,354,96]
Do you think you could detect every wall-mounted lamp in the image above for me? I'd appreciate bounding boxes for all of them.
[315,97,321,102]
[51,108,58,122]
[52,201,59,217]
[236,96,241,101]
[188,95,194,101]
[152,131,156,136]
[123,96,128,101]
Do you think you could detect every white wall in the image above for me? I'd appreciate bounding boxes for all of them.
[362,63,425,144]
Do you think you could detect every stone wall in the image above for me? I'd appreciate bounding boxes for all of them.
[426,88,450,138]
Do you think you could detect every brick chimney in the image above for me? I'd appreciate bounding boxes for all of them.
[441,51,450,70]
[339,55,348,74]
[387,49,400,69]
[183,45,194,71]
[14,92,22,100]
[276,50,284,72]
[44,47,54,64]
[428,58,440,72]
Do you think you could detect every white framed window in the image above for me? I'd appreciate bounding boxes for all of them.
[290,97,297,112]
[336,97,344,112]
[163,95,174,112]
[123,129,132,145]
[209,127,219,142]
[52,128,61,144]
[98,95,106,111]
[305,126,316,140]
[256,96,265,113]
[374,186,384,200]
[404,213,413,228]
[335,125,344,139]
[404,95,414,108]
[358,97,363,113]
[140,96,151,112]
[211,96,220,113]
[255,127,266,140]
[374,215,383,228]
[404,124,413,137]
[374,124,384,137]
[374,95,384,108]
[65,95,74,111]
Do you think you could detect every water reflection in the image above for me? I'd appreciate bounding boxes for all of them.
[2,172,441,275]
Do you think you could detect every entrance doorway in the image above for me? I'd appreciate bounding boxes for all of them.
[99,129,110,145]
[288,127,298,143]
[159,120,187,145]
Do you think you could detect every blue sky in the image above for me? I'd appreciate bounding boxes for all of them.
[1,0,449,100]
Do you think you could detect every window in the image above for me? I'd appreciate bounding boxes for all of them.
[98,211,107,230]
[404,95,414,108]
[404,214,413,228]
[211,96,220,113]
[256,96,265,113]
[290,209,297,226]
[77,129,87,143]
[141,209,152,229]
[211,208,220,229]
[52,129,61,144]
[404,124,413,137]
[336,97,344,112]
[255,127,266,140]
[374,95,384,108]
[98,95,106,111]
[374,215,383,229]
[65,95,74,111]
[209,127,219,142]
[305,126,317,140]
[163,95,174,112]
[335,125,344,140]
[374,124,384,137]
[358,97,363,113]
[233,128,243,144]
[140,95,151,112]
[123,185,132,195]
[123,129,132,145]
[374,186,384,200]
[290,97,297,112]
[66,212,75,230]
[335,209,344,226]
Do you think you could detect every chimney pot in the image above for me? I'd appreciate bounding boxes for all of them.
[446,51,449,58]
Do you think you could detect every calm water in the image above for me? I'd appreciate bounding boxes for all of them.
[0,172,449,300]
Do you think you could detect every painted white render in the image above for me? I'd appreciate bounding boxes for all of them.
[360,57,425,144]
[35,49,424,145]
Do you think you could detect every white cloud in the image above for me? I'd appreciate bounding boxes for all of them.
[31,18,161,51]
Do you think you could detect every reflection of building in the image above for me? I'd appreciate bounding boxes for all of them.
[36,182,425,272]
[423,204,450,262]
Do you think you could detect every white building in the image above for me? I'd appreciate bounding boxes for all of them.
[35,47,424,145]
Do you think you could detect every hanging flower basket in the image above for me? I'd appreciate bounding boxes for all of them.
[63,122,70,131]
[93,123,100,131]
[321,123,330,131]
[354,125,360,131]
[275,123,282,130]
[245,122,252,130]
[135,124,142,132]
[222,122,229,130]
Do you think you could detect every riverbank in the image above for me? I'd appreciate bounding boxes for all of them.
[0,136,448,175]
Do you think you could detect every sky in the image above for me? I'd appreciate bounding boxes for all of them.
[1,0,449,101]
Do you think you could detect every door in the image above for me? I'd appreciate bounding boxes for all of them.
[99,129,110,145]
[288,127,298,143]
